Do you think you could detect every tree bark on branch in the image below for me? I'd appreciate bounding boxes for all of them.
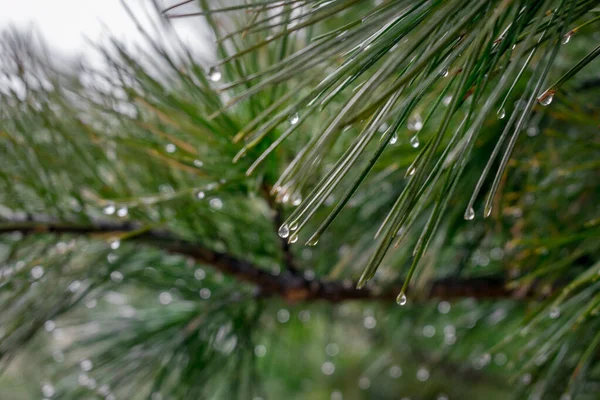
[0,215,537,303]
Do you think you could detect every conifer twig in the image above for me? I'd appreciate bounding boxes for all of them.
[0,215,544,303]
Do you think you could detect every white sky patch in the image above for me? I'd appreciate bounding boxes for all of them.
[0,0,212,64]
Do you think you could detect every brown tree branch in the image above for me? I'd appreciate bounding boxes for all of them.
[0,215,534,303]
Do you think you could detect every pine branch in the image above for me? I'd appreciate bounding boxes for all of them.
[0,214,539,303]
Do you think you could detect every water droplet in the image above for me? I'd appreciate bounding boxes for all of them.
[537,91,554,106]
[196,190,205,200]
[484,205,492,218]
[199,288,211,299]
[254,344,267,357]
[110,271,123,282]
[441,68,449,77]
[165,143,176,153]
[442,95,453,106]
[289,221,299,231]
[325,343,339,356]
[278,224,290,238]
[307,237,319,246]
[110,239,121,250]
[209,198,223,210]
[363,316,376,329]
[549,306,560,319]
[194,268,205,280]
[480,352,491,366]
[193,159,204,168]
[406,165,416,177]
[407,114,423,131]
[289,233,298,244]
[390,133,398,144]
[159,291,173,305]
[464,207,475,220]
[321,361,335,375]
[437,301,451,314]
[41,383,55,398]
[207,66,221,82]
[416,366,430,381]
[389,365,402,378]
[98,384,111,396]
[423,325,436,337]
[291,193,302,206]
[494,353,507,365]
[44,320,56,332]
[561,32,572,44]
[526,126,539,137]
[31,265,44,279]
[103,205,116,215]
[288,112,299,125]
[409,135,420,148]
[116,207,128,218]
[497,108,506,119]
[396,292,407,306]
[80,359,93,371]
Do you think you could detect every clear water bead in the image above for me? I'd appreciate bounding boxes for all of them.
[442,95,453,106]
[278,224,290,238]
[497,108,506,120]
[406,165,416,177]
[41,383,55,398]
[207,66,221,82]
[321,361,335,375]
[288,112,300,125]
[390,133,398,144]
[396,292,407,306]
[165,143,176,153]
[537,91,554,106]
[358,376,371,390]
[389,365,402,378]
[44,320,56,332]
[526,126,539,137]
[416,366,430,381]
[291,193,302,206]
[549,306,560,319]
[441,68,449,77]
[484,205,492,218]
[209,198,223,210]
[407,114,423,131]
[289,233,298,244]
[103,205,116,215]
[31,265,45,279]
[409,135,420,148]
[116,207,128,218]
[561,32,572,44]
[196,191,205,200]
[464,207,475,220]
[80,359,93,371]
